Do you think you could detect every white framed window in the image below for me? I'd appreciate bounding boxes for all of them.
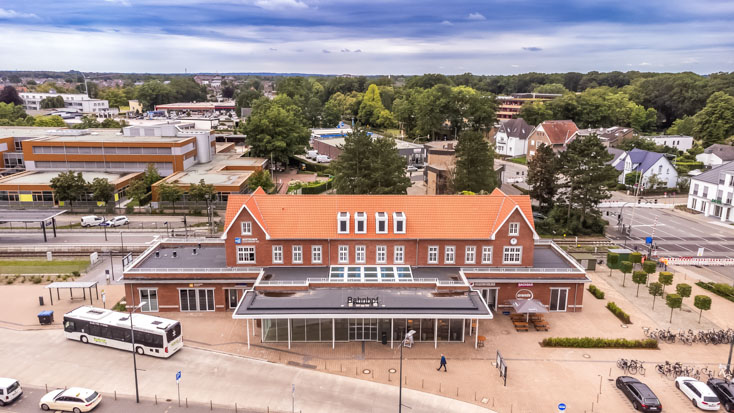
[428,246,438,264]
[292,245,303,264]
[465,246,476,264]
[393,212,406,234]
[508,222,519,236]
[444,246,455,264]
[355,245,366,263]
[311,245,322,264]
[237,246,256,264]
[376,246,387,263]
[355,212,367,234]
[272,245,283,264]
[394,245,404,264]
[139,288,158,312]
[375,212,388,234]
[241,221,252,235]
[481,246,492,264]
[503,246,522,264]
[338,212,350,234]
[338,245,349,263]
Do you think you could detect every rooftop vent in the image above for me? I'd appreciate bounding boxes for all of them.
[192,248,198,255]
[172,251,177,258]
[198,243,202,249]
[155,251,160,258]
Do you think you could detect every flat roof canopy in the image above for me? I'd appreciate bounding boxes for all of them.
[45,281,99,306]
[46,281,98,289]
[0,209,66,223]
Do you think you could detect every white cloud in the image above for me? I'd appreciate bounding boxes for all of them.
[104,0,132,6]
[0,8,38,19]
[639,62,652,66]
[440,20,453,26]
[253,0,308,10]
[467,12,486,21]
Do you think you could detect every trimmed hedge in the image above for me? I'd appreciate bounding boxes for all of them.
[541,337,658,349]
[606,301,632,324]
[588,284,605,299]
[696,281,734,303]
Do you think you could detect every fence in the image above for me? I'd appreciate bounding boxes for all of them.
[662,257,734,266]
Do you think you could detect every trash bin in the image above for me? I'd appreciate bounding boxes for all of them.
[38,310,54,325]
[381,331,387,345]
[39,296,44,306]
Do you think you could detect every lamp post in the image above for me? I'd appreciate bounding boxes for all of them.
[399,329,416,413]
[129,302,147,403]
[163,221,170,238]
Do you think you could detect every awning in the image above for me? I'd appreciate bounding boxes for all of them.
[508,299,548,321]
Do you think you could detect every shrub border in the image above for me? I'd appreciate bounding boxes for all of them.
[606,301,632,324]
[696,281,734,303]
[541,337,658,349]
[588,284,605,299]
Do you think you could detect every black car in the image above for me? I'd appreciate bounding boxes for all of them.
[708,378,734,412]
[616,376,663,412]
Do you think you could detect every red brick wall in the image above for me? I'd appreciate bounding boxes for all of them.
[125,282,252,312]
[473,282,586,312]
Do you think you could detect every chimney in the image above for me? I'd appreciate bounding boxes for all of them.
[155,251,160,258]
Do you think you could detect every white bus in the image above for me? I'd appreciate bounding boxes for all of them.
[63,306,183,358]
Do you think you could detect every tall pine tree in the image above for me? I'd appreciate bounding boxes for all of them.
[453,130,498,193]
[527,143,558,212]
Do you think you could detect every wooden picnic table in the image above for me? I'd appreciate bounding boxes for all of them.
[533,321,550,331]
[513,321,529,331]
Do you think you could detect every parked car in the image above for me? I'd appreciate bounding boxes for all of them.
[316,155,331,163]
[0,377,22,406]
[80,216,105,227]
[532,211,547,221]
[708,378,734,412]
[103,216,129,227]
[39,387,101,412]
[676,377,721,410]
[616,376,663,412]
[406,165,418,172]
[306,150,318,159]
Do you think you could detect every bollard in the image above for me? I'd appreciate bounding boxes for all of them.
[210,400,213,410]
[592,401,594,412]
[475,391,477,401]
[45,384,48,392]
[356,366,358,376]
[511,404,513,413]
[372,370,374,379]
[155,394,157,405]
[115,391,117,401]
[340,363,343,372]
[267,407,270,413]
[609,367,611,376]
[439,383,442,393]
[186,398,188,408]
[235,402,238,413]
[422,379,424,389]
[405,376,407,385]
[456,387,458,397]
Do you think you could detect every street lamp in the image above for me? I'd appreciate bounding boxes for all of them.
[398,329,416,413]
[129,301,147,403]
[163,221,170,238]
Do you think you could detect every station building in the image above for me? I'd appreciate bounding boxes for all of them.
[122,189,589,348]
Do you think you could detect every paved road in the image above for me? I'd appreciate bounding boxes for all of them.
[0,329,492,413]
[495,159,528,189]
[602,205,734,257]
[0,232,160,247]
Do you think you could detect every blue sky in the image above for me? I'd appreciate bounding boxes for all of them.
[1,0,733,75]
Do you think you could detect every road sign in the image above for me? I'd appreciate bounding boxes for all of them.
[176,371,181,383]
[697,247,705,257]
[558,403,567,411]
[234,237,242,244]
[645,236,653,245]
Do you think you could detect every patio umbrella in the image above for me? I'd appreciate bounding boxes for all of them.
[508,299,548,322]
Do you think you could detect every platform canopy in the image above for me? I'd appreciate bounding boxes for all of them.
[0,209,67,242]
[44,281,98,306]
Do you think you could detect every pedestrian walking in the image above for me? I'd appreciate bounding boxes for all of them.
[437,354,447,372]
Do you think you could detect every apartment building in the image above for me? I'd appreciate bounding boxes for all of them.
[122,189,588,349]
[19,92,110,114]
[496,93,561,120]
[687,161,734,222]
[494,118,533,157]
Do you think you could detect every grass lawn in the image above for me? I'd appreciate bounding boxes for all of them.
[507,156,527,165]
[0,259,89,275]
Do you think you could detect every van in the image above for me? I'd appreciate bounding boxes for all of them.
[0,378,22,406]
[316,155,331,163]
[307,150,318,159]
[80,216,105,227]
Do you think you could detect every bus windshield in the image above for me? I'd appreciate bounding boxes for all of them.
[166,322,181,342]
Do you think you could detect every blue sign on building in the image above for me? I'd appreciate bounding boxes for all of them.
[235,237,242,244]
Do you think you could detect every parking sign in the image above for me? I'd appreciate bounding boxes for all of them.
[176,371,181,383]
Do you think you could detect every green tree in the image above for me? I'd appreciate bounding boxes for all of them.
[676,283,692,309]
[142,164,162,189]
[188,179,216,204]
[157,181,183,213]
[50,171,88,212]
[247,170,275,193]
[619,261,633,287]
[72,116,101,129]
[694,92,734,147]
[34,116,66,127]
[40,96,65,109]
[631,73,710,128]
[90,177,116,212]
[666,115,695,136]
[331,129,410,194]
[665,293,682,323]
[632,271,648,297]
[527,143,558,211]
[629,252,642,270]
[0,102,32,125]
[625,171,642,186]
[606,252,619,276]
[453,130,497,193]
[642,260,657,279]
[100,88,129,108]
[693,295,711,323]
[135,80,173,110]
[168,77,207,102]
[127,178,147,204]
[100,118,123,128]
[243,98,310,164]
[358,84,388,127]
[235,88,262,113]
[649,282,664,310]
[518,101,552,126]
[533,83,568,94]
[658,271,674,296]
[0,85,23,105]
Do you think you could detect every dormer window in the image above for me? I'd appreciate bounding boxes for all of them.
[393,212,406,234]
[375,212,388,234]
[355,212,367,234]
[338,212,350,234]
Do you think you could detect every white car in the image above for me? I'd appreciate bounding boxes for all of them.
[80,216,105,227]
[39,387,101,412]
[0,377,22,405]
[104,216,129,227]
[676,377,721,410]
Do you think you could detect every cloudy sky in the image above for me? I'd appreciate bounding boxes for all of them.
[1,0,733,75]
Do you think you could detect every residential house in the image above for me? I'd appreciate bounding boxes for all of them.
[611,148,678,189]
[696,144,734,168]
[576,126,636,147]
[643,135,693,152]
[687,161,734,222]
[526,120,579,160]
[494,118,532,158]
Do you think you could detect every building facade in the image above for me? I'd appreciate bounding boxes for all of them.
[19,93,110,114]
[696,144,734,168]
[644,135,693,152]
[494,118,532,157]
[496,93,561,120]
[122,189,588,349]
[687,161,734,222]
[611,148,679,189]
[526,120,579,160]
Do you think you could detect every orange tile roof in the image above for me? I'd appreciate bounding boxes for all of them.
[224,189,535,240]
[540,120,579,145]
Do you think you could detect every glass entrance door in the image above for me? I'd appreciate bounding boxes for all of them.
[481,288,498,311]
[349,318,377,341]
[227,289,239,309]
[550,288,568,312]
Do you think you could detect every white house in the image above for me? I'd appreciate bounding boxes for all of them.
[612,148,678,189]
[494,118,533,157]
[687,161,734,222]
[696,144,734,168]
[643,135,693,152]
[19,92,110,114]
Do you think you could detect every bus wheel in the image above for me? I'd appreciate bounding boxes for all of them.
[136,346,144,355]
[80,335,88,344]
